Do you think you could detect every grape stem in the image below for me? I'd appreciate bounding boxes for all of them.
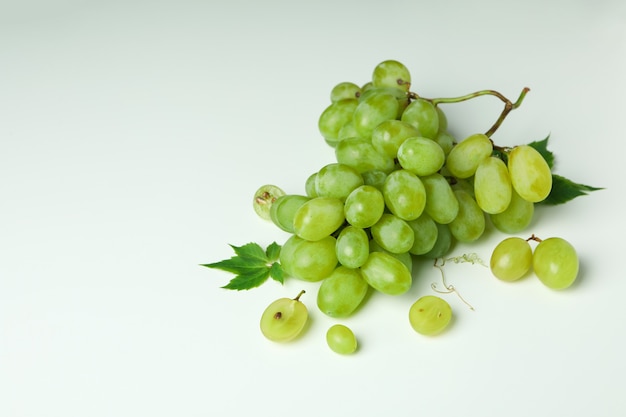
[293,290,306,301]
[527,234,543,243]
[410,87,531,137]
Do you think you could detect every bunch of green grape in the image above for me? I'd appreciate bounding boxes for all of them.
[251,60,578,352]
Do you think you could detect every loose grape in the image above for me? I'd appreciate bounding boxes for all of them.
[253,184,285,221]
[490,237,532,281]
[326,324,358,355]
[409,295,452,336]
[508,145,552,203]
[317,266,369,318]
[260,290,308,342]
[533,237,579,289]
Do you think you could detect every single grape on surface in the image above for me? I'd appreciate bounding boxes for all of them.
[490,237,532,281]
[409,295,452,336]
[326,324,358,354]
[532,237,579,289]
[260,290,308,342]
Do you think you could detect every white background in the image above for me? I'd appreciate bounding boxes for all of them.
[1,1,625,416]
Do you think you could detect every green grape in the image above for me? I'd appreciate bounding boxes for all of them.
[421,222,453,259]
[335,137,396,174]
[360,251,412,295]
[330,82,362,103]
[533,237,579,289]
[382,169,426,221]
[400,98,439,139]
[318,98,359,146]
[304,173,318,198]
[372,59,411,91]
[508,145,553,203]
[490,237,532,281]
[407,213,438,255]
[370,213,415,254]
[474,156,512,214]
[353,91,400,139]
[315,163,364,200]
[293,197,345,241]
[409,295,452,336]
[344,185,385,228]
[269,194,310,233]
[420,173,459,224]
[317,266,369,318]
[434,130,455,156]
[326,324,358,354]
[279,235,338,282]
[490,189,534,233]
[397,137,445,177]
[369,239,413,273]
[445,133,493,179]
[371,119,420,159]
[448,190,485,243]
[260,290,308,342]
[253,184,286,220]
[361,170,388,191]
[359,86,409,117]
[336,226,370,268]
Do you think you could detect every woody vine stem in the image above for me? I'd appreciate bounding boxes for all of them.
[409,87,531,138]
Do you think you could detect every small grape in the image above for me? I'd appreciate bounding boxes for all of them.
[409,295,452,336]
[260,290,308,342]
[490,237,532,281]
[533,237,579,289]
[326,324,357,354]
[330,82,362,102]
[253,184,285,220]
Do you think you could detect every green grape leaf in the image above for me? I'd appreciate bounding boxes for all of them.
[541,174,604,205]
[229,242,268,263]
[221,267,271,291]
[266,242,281,261]
[527,135,554,168]
[201,242,285,290]
[269,262,284,284]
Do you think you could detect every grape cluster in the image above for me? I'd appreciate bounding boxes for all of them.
[253,60,576,352]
